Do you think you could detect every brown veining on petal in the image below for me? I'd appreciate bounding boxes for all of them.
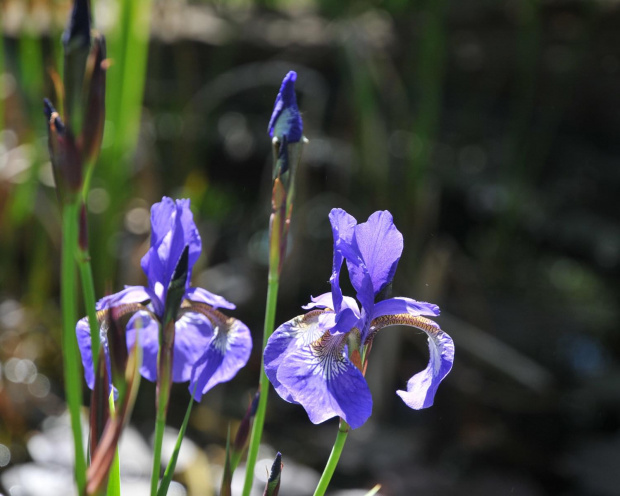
[366,314,442,344]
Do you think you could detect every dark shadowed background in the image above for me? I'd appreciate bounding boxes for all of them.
[1,0,619,495]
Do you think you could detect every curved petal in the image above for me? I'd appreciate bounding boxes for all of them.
[172,311,215,383]
[350,210,403,296]
[301,292,333,310]
[264,310,332,403]
[373,315,454,410]
[276,332,373,429]
[185,287,235,310]
[372,297,440,320]
[95,286,151,311]
[187,309,252,401]
[125,311,160,382]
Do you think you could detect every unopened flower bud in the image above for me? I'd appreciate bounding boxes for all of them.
[44,98,82,202]
[81,33,107,163]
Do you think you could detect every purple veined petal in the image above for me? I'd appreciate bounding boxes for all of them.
[171,311,216,383]
[372,297,440,320]
[264,310,332,403]
[276,332,373,429]
[125,310,160,382]
[349,210,403,297]
[188,312,252,401]
[372,315,454,410]
[95,286,151,311]
[185,287,236,310]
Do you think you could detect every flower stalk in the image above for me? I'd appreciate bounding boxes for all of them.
[313,420,350,496]
[243,72,305,495]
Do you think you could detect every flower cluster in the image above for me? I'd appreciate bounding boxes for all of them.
[76,197,252,401]
[264,208,454,429]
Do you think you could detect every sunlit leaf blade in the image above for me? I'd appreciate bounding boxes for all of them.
[157,396,195,496]
[362,484,381,496]
[219,424,233,496]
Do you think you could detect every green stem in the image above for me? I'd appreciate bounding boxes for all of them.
[150,378,170,496]
[61,200,87,494]
[313,420,350,496]
[242,271,279,496]
[242,205,283,496]
[157,396,195,496]
[107,392,122,496]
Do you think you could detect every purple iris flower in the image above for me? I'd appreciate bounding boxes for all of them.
[264,208,454,429]
[76,197,252,401]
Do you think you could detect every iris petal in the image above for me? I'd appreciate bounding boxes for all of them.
[276,332,372,429]
[185,287,236,310]
[95,286,152,311]
[264,310,331,403]
[172,311,215,383]
[125,310,160,382]
[372,297,440,321]
[347,210,403,297]
[369,314,454,410]
[189,320,252,401]
[141,197,202,303]
[187,306,252,401]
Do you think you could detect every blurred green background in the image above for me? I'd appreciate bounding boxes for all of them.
[1,0,620,495]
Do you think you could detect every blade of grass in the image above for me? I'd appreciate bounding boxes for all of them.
[93,0,153,290]
[157,396,195,496]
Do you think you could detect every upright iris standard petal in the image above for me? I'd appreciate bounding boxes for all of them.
[268,71,303,143]
[276,332,373,429]
[328,209,357,313]
[349,211,403,296]
[141,197,202,303]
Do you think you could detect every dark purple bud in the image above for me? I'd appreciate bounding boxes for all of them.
[44,99,82,201]
[81,33,107,163]
[263,452,282,496]
[268,71,302,143]
[62,0,91,49]
[232,391,260,455]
